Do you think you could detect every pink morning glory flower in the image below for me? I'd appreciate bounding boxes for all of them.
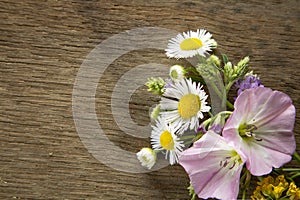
[223,87,296,176]
[179,131,246,200]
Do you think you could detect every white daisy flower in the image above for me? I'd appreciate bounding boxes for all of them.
[136,147,156,169]
[169,65,186,81]
[160,78,210,133]
[151,117,184,165]
[165,29,216,59]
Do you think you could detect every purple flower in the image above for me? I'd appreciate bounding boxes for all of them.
[209,124,222,134]
[179,131,246,199]
[235,75,263,96]
[196,125,207,134]
[223,87,296,176]
[164,79,173,89]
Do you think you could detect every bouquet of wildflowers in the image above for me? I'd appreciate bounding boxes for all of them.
[136,29,300,199]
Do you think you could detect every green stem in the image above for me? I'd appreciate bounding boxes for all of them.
[213,65,228,110]
[242,189,246,200]
[198,111,232,133]
[209,80,224,100]
[257,176,264,182]
[240,170,247,183]
[241,169,251,200]
[179,135,197,140]
[191,193,196,200]
[217,111,233,116]
[211,80,234,111]
[197,55,206,63]
[184,140,193,146]
[280,168,300,172]
[208,77,229,110]
[225,81,234,94]
[293,151,300,163]
[200,118,212,128]
[290,173,300,180]
[279,195,290,200]
[192,133,203,143]
[226,100,234,110]
[186,67,200,77]
[153,149,160,154]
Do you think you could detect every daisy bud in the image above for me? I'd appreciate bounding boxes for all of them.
[136,148,157,169]
[169,65,186,81]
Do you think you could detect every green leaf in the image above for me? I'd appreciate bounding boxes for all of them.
[222,53,229,64]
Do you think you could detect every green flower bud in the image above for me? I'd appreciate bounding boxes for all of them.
[150,104,161,120]
[207,55,221,67]
[145,77,165,95]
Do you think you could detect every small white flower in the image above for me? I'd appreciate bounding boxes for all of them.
[169,65,186,81]
[151,117,184,165]
[160,78,210,133]
[136,147,156,169]
[165,29,216,59]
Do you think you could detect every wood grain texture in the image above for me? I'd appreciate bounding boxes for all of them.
[0,0,299,199]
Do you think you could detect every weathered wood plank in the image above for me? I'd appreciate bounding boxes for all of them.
[0,0,299,199]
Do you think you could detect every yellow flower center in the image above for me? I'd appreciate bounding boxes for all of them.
[178,94,201,119]
[230,150,243,165]
[180,38,203,50]
[160,130,174,150]
[238,123,263,142]
[142,155,149,162]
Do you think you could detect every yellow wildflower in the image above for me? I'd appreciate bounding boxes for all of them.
[287,182,300,200]
[251,175,291,200]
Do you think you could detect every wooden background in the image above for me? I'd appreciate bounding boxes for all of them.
[0,0,299,199]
